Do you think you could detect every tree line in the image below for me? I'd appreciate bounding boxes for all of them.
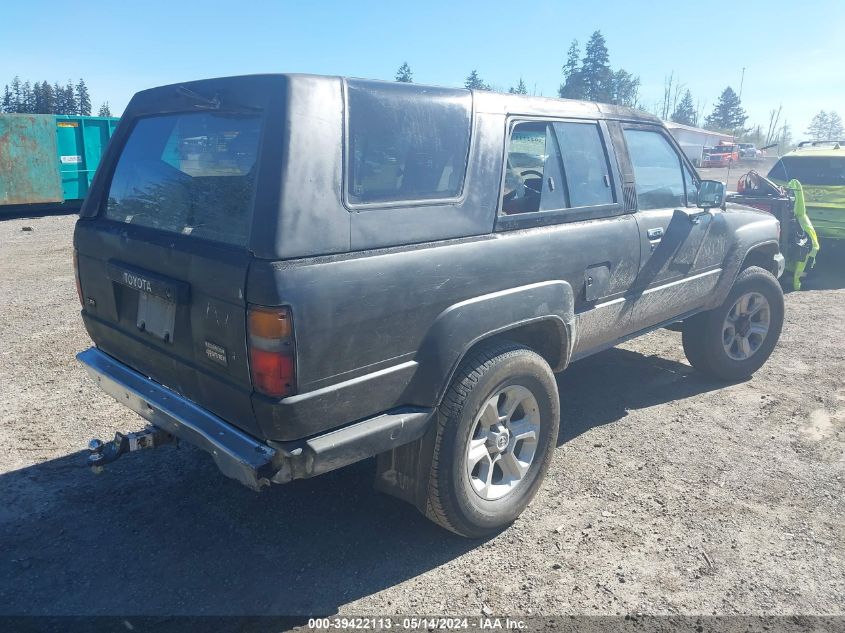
[1,76,111,117]
[395,30,836,150]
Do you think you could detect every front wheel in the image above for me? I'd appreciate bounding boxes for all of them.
[682,266,784,381]
[423,341,560,538]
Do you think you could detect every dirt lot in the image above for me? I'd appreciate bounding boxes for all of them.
[697,157,778,187]
[1,213,843,618]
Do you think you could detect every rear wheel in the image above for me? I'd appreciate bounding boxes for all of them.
[682,266,784,381]
[423,342,559,538]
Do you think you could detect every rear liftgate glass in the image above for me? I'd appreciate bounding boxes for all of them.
[83,110,268,433]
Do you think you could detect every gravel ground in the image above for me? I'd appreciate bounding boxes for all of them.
[0,213,843,617]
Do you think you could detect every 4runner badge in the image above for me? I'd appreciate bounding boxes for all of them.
[122,271,152,293]
[204,341,228,367]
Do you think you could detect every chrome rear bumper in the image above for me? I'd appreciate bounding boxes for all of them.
[78,347,278,490]
[77,347,433,490]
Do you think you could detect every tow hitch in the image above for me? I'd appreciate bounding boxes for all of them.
[87,427,175,473]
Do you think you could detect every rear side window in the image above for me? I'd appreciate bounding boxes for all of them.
[553,122,615,207]
[623,129,685,210]
[502,120,614,215]
[104,112,262,246]
[346,80,471,205]
[502,122,567,214]
[768,156,845,185]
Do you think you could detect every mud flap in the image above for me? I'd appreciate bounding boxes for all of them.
[374,418,439,512]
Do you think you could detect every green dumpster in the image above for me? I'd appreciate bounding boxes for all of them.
[0,113,119,212]
[55,115,119,202]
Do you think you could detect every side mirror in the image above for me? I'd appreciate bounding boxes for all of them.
[697,179,725,210]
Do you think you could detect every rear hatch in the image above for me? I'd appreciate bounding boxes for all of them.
[74,77,284,438]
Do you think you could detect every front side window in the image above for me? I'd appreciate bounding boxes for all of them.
[502,122,567,214]
[104,112,262,246]
[347,80,471,204]
[623,128,685,210]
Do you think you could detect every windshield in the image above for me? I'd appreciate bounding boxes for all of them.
[768,156,845,185]
[103,112,262,246]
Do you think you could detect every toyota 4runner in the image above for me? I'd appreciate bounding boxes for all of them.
[75,74,785,537]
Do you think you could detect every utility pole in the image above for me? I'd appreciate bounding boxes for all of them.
[738,67,746,100]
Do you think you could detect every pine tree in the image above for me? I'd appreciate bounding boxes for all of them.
[75,79,91,116]
[705,86,748,132]
[11,76,22,112]
[64,81,78,115]
[21,81,34,113]
[98,102,112,117]
[1,85,11,113]
[52,82,64,113]
[581,31,612,103]
[609,69,639,107]
[508,78,528,95]
[395,62,413,83]
[671,90,697,126]
[464,70,489,91]
[558,40,585,99]
[40,81,56,114]
[32,81,45,113]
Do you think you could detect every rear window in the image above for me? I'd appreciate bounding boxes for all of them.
[768,156,845,186]
[346,80,471,205]
[104,112,262,246]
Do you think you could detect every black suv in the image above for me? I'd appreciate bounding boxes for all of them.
[75,74,785,537]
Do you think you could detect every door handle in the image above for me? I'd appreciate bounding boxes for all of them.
[647,227,664,240]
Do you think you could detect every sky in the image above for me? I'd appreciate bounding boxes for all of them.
[2,0,843,137]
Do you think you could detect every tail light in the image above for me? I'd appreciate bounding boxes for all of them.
[73,249,83,306]
[247,305,296,398]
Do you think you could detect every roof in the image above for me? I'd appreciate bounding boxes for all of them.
[785,141,845,158]
[785,148,845,158]
[135,73,663,125]
[662,120,734,139]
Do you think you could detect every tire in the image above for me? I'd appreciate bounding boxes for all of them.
[423,341,560,538]
[682,266,784,381]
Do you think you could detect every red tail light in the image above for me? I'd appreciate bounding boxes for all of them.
[247,306,296,398]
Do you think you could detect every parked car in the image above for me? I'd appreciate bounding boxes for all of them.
[767,140,845,241]
[738,143,764,160]
[75,75,785,537]
[701,143,740,167]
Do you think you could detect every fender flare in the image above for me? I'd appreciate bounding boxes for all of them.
[403,280,575,407]
[705,238,780,310]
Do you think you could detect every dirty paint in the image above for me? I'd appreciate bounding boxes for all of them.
[0,114,62,205]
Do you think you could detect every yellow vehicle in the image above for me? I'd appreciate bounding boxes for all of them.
[768,141,845,240]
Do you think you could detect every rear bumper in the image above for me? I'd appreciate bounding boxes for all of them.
[77,347,433,490]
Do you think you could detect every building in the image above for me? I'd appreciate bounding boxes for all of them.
[664,121,734,166]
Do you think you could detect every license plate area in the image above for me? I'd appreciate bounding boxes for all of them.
[137,293,177,343]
